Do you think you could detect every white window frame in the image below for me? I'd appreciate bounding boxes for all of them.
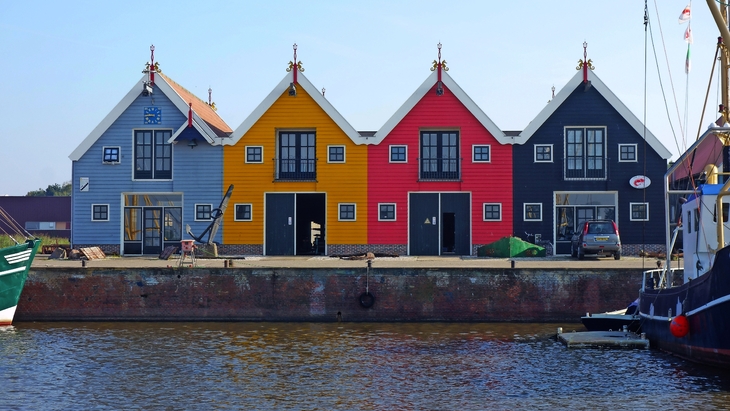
[524,203,542,221]
[338,203,357,221]
[245,146,264,163]
[472,145,491,163]
[619,144,638,163]
[102,146,121,164]
[378,203,397,221]
[534,144,553,163]
[483,203,502,221]
[91,204,109,222]
[389,145,408,163]
[630,202,649,221]
[195,204,213,221]
[234,203,253,221]
[327,145,346,163]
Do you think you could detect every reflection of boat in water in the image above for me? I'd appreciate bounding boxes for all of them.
[0,207,41,325]
[638,0,730,368]
[581,299,640,333]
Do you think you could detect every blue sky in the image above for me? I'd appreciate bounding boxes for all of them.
[0,0,721,195]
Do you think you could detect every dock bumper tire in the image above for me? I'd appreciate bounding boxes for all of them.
[359,292,375,308]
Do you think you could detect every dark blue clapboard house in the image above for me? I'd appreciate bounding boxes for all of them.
[511,55,672,256]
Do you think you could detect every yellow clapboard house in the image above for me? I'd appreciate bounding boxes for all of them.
[222,53,369,255]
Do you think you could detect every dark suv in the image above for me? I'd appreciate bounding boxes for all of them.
[571,220,621,260]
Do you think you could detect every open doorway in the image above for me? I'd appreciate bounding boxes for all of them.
[442,212,456,253]
[295,193,325,255]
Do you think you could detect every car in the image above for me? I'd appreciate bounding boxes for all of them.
[571,220,621,260]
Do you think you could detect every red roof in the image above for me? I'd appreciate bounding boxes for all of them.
[158,72,232,137]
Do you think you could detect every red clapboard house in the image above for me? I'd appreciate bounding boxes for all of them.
[366,45,513,256]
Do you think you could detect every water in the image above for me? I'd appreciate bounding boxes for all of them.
[2,322,730,411]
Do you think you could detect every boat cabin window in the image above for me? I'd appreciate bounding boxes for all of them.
[687,211,692,233]
[714,203,730,222]
[694,209,700,232]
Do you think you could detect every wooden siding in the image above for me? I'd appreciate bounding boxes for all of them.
[71,84,224,248]
[368,83,513,247]
[223,86,368,246]
[512,84,667,247]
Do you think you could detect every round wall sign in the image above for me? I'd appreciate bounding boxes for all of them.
[630,175,651,189]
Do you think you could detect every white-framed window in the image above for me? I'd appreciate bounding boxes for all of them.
[565,127,606,180]
[328,145,346,163]
[483,203,502,221]
[378,203,396,221]
[134,129,172,180]
[619,144,637,162]
[630,202,649,221]
[534,144,553,163]
[524,203,542,221]
[389,145,408,163]
[195,204,213,221]
[246,146,263,163]
[91,204,109,221]
[102,146,120,164]
[339,203,356,221]
[234,203,252,221]
[472,145,491,163]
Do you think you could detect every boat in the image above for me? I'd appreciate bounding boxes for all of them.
[581,299,640,333]
[0,207,41,326]
[637,0,730,368]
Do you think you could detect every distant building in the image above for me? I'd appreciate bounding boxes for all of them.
[0,196,71,238]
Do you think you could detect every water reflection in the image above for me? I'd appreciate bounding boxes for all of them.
[1,322,729,410]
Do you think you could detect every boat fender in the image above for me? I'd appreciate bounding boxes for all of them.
[359,292,375,309]
[670,315,690,338]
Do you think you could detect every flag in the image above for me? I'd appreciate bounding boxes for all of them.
[679,5,691,23]
[686,45,691,74]
[685,26,693,44]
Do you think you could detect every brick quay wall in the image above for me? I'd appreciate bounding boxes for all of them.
[16,267,642,322]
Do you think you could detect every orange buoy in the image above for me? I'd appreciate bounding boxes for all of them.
[670,315,690,338]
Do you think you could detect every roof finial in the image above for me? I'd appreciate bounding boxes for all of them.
[149,45,156,86]
[207,87,217,111]
[322,87,326,96]
[576,41,594,83]
[286,43,304,84]
[430,42,448,95]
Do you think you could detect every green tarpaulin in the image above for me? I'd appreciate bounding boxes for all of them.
[477,236,546,258]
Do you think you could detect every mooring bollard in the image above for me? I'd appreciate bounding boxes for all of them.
[510,260,515,268]
[224,260,229,268]
[81,260,86,268]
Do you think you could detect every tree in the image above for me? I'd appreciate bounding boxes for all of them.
[26,181,72,196]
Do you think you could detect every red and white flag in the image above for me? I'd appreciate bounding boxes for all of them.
[685,26,693,43]
[679,5,691,23]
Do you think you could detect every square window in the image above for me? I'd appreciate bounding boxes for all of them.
[619,144,637,162]
[379,203,396,221]
[339,203,356,221]
[234,204,252,221]
[390,145,407,163]
[103,147,120,164]
[92,204,109,221]
[483,203,501,221]
[196,204,213,221]
[246,146,263,163]
[534,145,553,162]
[524,203,542,221]
[473,145,491,162]
[328,146,345,163]
[630,202,649,221]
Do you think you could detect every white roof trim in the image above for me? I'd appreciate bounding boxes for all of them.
[515,70,672,159]
[225,71,361,146]
[168,119,214,144]
[371,70,508,145]
[69,75,222,161]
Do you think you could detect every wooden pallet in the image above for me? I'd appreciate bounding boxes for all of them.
[79,247,106,260]
[159,246,178,260]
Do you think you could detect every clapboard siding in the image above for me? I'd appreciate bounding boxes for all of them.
[71,82,224,247]
[512,84,666,247]
[223,86,368,247]
[368,83,513,248]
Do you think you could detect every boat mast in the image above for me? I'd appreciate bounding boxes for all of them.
[708,0,730,123]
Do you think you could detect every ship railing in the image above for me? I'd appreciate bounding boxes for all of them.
[641,267,684,291]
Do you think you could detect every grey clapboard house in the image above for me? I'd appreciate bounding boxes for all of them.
[69,56,231,255]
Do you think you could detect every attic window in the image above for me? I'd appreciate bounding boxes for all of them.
[103,147,120,164]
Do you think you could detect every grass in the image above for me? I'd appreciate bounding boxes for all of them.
[0,234,69,249]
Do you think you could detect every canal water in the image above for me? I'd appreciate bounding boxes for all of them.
[2,322,730,411]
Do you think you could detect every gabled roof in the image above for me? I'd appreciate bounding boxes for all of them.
[69,73,231,161]
[370,70,508,145]
[514,70,672,159]
[225,70,361,145]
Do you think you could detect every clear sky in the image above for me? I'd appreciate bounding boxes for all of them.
[0,0,722,195]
